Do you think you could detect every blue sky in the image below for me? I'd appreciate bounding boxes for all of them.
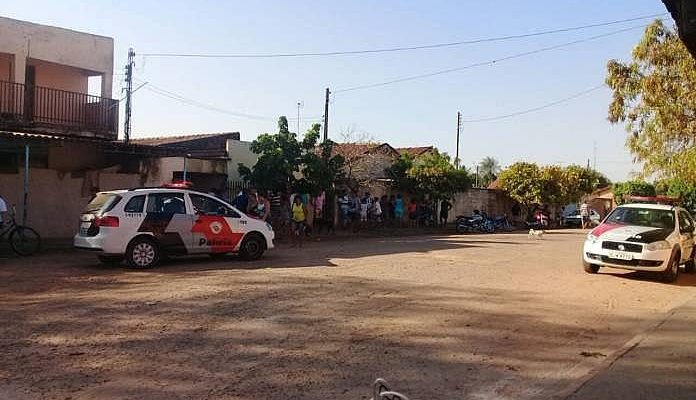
[3,1,670,181]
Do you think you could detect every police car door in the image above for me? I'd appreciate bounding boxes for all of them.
[189,193,244,254]
[141,192,193,255]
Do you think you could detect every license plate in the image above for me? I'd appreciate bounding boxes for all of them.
[80,221,92,229]
[607,250,632,261]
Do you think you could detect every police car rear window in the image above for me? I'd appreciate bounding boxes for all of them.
[84,193,122,214]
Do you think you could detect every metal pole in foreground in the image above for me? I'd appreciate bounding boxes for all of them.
[23,144,29,225]
[323,88,330,141]
[183,155,189,183]
[456,111,461,169]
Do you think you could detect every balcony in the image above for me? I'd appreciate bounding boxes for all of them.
[0,80,118,140]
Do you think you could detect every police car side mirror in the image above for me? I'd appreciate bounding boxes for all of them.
[681,225,694,234]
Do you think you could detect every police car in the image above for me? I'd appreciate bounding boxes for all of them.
[582,199,695,282]
[74,185,274,268]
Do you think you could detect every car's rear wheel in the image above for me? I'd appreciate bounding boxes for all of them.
[98,255,124,265]
[239,233,265,261]
[661,252,680,283]
[126,237,160,268]
[583,262,600,274]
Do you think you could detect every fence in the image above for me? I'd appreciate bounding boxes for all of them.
[0,80,118,136]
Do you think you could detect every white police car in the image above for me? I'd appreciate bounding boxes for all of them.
[583,201,695,282]
[74,186,274,268]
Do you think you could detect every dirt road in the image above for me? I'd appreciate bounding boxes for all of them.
[1,230,695,399]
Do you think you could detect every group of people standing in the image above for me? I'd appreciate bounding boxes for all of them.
[337,190,453,228]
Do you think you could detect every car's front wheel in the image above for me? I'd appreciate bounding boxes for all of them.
[583,262,600,274]
[239,233,265,261]
[126,237,160,268]
[661,252,680,283]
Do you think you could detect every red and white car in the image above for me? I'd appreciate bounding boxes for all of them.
[74,187,274,268]
[583,202,696,282]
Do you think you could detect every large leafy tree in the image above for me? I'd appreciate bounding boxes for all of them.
[388,150,470,199]
[612,181,656,205]
[606,20,696,180]
[478,156,501,187]
[498,162,543,212]
[239,117,343,193]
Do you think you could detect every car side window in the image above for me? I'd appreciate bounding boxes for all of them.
[189,194,240,218]
[124,195,145,213]
[146,193,187,214]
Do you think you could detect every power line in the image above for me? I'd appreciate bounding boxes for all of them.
[460,84,605,123]
[140,80,322,122]
[335,23,650,93]
[140,13,665,59]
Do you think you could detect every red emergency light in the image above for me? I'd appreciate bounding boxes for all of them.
[628,195,680,205]
[163,180,194,189]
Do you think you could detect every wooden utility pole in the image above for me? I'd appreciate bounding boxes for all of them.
[323,88,330,141]
[456,111,461,169]
[123,48,135,144]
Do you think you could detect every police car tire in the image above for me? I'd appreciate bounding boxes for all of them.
[583,263,600,274]
[240,233,265,261]
[126,237,160,269]
[661,252,680,283]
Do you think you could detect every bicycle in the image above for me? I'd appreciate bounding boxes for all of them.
[1,206,41,256]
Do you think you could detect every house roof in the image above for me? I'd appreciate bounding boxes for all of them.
[396,146,434,157]
[487,177,501,190]
[331,142,399,159]
[131,132,241,159]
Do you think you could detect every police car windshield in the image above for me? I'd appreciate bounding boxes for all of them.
[605,207,675,230]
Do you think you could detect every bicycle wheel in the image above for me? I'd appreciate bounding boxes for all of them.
[9,226,41,256]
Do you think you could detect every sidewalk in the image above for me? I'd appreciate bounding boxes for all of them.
[568,296,696,400]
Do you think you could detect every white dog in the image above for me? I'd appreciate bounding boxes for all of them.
[528,229,545,239]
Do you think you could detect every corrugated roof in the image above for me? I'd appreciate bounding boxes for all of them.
[130,132,240,146]
[396,146,434,157]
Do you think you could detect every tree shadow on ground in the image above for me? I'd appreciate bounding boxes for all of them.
[0,274,652,400]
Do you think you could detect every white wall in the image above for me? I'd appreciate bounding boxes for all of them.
[0,16,114,97]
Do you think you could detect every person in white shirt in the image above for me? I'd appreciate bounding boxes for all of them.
[580,201,590,229]
[0,195,7,227]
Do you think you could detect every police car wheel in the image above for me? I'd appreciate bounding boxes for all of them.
[661,252,680,283]
[240,234,265,261]
[583,262,600,274]
[126,238,160,268]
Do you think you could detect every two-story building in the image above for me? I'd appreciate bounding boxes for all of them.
[0,16,117,138]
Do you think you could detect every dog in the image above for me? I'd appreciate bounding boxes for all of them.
[528,229,545,239]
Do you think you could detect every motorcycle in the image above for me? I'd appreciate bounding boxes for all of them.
[455,211,494,233]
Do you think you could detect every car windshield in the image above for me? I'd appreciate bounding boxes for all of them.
[605,207,675,230]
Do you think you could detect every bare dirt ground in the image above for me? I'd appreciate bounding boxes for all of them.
[1,230,695,400]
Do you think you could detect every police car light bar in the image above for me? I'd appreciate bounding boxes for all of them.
[628,195,680,205]
[163,180,194,189]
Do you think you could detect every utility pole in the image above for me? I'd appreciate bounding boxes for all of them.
[296,101,303,135]
[476,165,479,188]
[456,111,461,169]
[123,48,135,144]
[592,140,597,170]
[323,88,330,141]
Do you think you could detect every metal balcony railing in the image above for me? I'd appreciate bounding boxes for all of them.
[0,80,118,138]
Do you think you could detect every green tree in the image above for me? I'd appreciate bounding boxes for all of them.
[612,181,656,205]
[606,20,696,180]
[478,156,501,187]
[656,178,696,212]
[389,150,470,199]
[239,117,344,193]
[498,162,543,213]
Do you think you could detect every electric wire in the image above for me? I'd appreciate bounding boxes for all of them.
[140,13,665,59]
[335,23,650,93]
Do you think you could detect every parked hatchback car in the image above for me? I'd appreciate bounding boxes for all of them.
[74,187,274,268]
[582,202,696,282]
